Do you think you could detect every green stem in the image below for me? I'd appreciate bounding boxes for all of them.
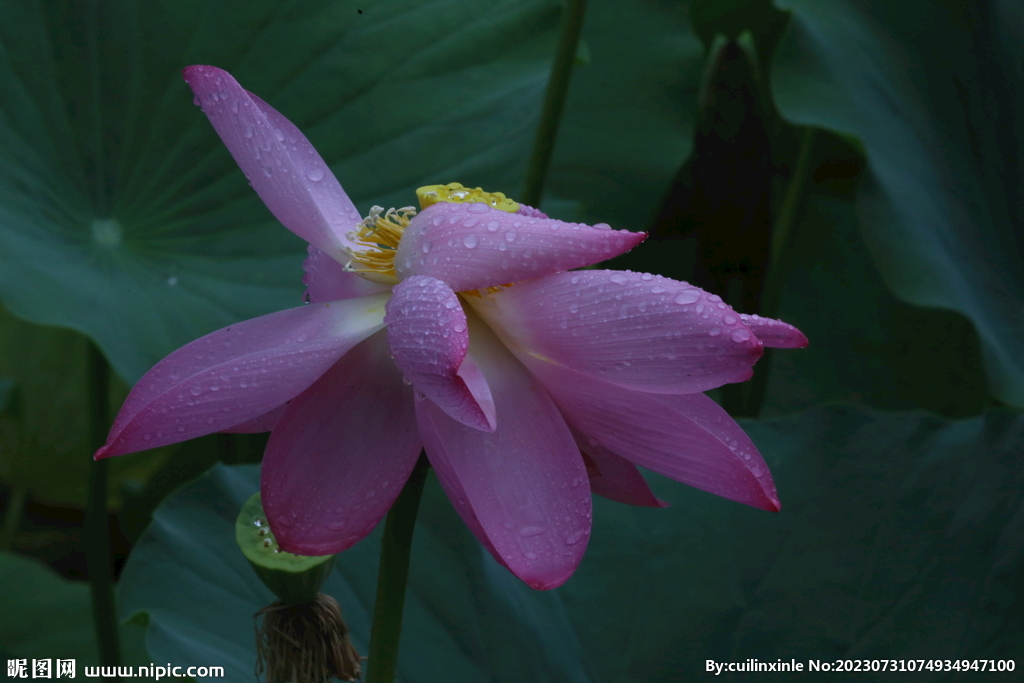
[521,0,589,208]
[734,126,817,419]
[86,342,121,682]
[762,126,817,318]
[0,486,26,551]
[365,455,430,683]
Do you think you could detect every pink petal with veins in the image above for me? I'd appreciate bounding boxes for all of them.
[386,277,496,431]
[471,270,763,394]
[520,357,781,512]
[182,65,361,263]
[221,403,288,433]
[739,314,809,348]
[416,318,591,590]
[303,246,391,303]
[395,203,645,292]
[261,333,421,555]
[575,433,667,508]
[96,295,388,458]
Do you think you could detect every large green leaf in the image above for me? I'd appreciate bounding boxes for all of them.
[118,464,594,682]
[0,302,169,507]
[771,0,1024,407]
[0,0,559,384]
[0,550,148,665]
[120,406,1023,681]
[763,191,989,418]
[546,0,703,230]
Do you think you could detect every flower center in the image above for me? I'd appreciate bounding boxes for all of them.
[346,182,520,284]
[415,182,519,213]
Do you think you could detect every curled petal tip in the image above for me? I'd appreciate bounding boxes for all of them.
[93,446,109,460]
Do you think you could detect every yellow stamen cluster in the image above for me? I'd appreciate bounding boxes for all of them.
[416,182,519,213]
[346,205,416,284]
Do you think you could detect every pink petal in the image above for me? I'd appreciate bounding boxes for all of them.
[394,203,645,292]
[739,313,809,348]
[522,357,781,512]
[96,295,388,459]
[303,246,391,304]
[261,333,421,555]
[183,65,362,262]
[470,270,763,394]
[385,277,496,431]
[575,432,667,508]
[221,403,288,433]
[416,318,591,590]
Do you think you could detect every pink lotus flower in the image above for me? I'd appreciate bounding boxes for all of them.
[96,66,807,589]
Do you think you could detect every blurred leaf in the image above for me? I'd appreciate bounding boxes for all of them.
[764,189,989,418]
[771,0,1024,407]
[0,376,13,414]
[121,405,1023,681]
[0,0,560,384]
[546,0,703,229]
[0,550,148,665]
[119,463,594,682]
[0,303,169,507]
[566,406,1024,680]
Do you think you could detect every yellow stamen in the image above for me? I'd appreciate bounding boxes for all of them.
[416,182,519,213]
[347,183,522,284]
[346,206,416,284]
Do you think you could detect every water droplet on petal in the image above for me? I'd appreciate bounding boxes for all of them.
[731,328,751,342]
[709,326,722,337]
[486,221,500,232]
[305,167,325,182]
[463,234,479,249]
[674,290,700,305]
[565,530,587,545]
[519,526,546,537]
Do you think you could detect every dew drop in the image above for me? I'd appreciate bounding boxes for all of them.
[190,386,202,396]
[610,273,627,285]
[724,314,738,325]
[486,221,500,232]
[525,552,538,560]
[306,167,325,182]
[709,326,722,337]
[244,125,254,138]
[505,230,517,242]
[463,234,479,249]
[519,526,546,537]
[565,530,587,545]
[731,328,752,342]
[673,290,700,305]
